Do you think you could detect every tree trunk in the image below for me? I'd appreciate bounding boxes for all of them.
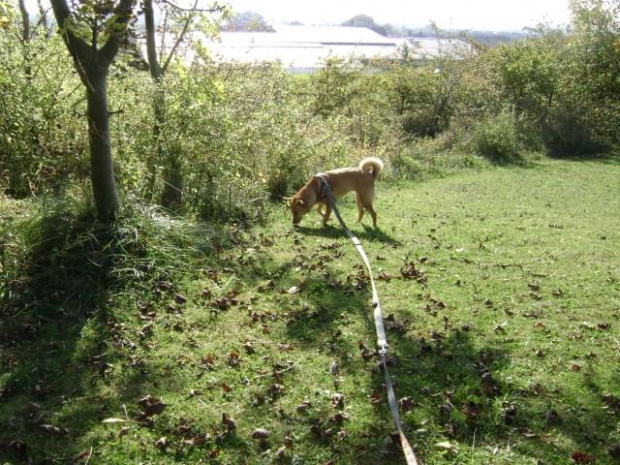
[49,0,134,221]
[143,0,166,200]
[38,0,51,38]
[143,0,162,81]
[142,0,201,208]
[18,0,30,41]
[86,72,120,220]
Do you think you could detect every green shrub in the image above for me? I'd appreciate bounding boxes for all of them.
[541,99,608,158]
[0,35,88,197]
[472,109,521,162]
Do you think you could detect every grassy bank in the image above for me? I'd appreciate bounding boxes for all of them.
[1,157,619,464]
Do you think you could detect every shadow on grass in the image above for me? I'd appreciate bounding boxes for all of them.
[0,203,218,463]
[244,231,620,463]
[0,205,121,462]
[482,152,541,167]
[294,223,402,247]
[358,324,620,464]
[557,150,620,166]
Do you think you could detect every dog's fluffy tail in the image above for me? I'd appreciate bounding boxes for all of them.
[359,157,384,180]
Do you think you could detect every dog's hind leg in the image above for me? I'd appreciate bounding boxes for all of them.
[356,194,365,223]
[358,187,377,227]
[366,203,377,227]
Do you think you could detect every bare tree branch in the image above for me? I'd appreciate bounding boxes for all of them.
[49,0,93,86]
[160,0,225,14]
[161,0,198,73]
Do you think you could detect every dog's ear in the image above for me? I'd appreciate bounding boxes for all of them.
[295,199,305,206]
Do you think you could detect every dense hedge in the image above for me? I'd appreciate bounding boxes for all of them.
[1,0,618,220]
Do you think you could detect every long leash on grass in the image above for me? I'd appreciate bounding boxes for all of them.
[315,175,420,465]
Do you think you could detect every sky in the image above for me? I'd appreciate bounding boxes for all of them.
[225,0,573,31]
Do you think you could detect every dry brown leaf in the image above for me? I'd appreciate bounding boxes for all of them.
[252,428,269,439]
[39,424,68,435]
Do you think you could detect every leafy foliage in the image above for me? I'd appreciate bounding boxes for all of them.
[0,33,87,197]
[472,108,522,162]
[1,0,619,215]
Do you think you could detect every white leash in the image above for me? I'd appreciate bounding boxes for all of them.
[315,175,420,465]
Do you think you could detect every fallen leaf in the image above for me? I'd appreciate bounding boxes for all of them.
[202,354,216,370]
[571,450,594,463]
[252,428,269,439]
[332,393,345,409]
[296,401,311,412]
[228,351,240,368]
[144,402,166,417]
[0,440,27,456]
[181,433,210,446]
[68,450,91,464]
[435,440,457,451]
[222,413,237,432]
[39,424,68,435]
[155,436,168,449]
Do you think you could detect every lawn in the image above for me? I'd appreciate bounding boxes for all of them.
[1,157,619,464]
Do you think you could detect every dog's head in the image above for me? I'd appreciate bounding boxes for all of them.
[288,196,310,225]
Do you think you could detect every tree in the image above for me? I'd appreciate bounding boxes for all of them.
[49,0,136,220]
[223,11,273,32]
[565,0,620,147]
[342,14,387,36]
[142,0,226,208]
[18,0,29,41]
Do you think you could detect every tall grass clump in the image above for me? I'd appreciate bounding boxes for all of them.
[0,194,227,326]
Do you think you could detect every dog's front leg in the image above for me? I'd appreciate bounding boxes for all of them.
[321,203,332,226]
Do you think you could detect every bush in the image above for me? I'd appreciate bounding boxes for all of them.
[472,109,521,163]
[0,34,88,197]
[541,99,609,158]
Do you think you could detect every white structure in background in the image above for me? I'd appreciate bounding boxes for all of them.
[147,25,472,73]
[207,26,398,73]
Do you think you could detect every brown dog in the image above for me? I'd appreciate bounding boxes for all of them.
[288,157,384,227]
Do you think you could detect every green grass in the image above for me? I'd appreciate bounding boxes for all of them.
[1,158,619,464]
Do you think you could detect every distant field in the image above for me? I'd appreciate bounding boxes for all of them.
[1,158,619,464]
